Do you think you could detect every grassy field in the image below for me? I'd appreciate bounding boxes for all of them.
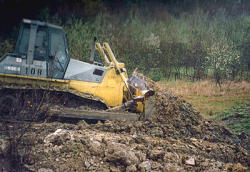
[215,104,250,134]
[160,80,250,134]
[159,80,250,118]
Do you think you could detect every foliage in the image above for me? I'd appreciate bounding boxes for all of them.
[160,80,250,118]
[0,2,249,82]
[216,104,250,135]
[148,68,163,82]
[205,38,241,85]
[55,7,249,82]
[0,40,14,57]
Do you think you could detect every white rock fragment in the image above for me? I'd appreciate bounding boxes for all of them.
[38,168,53,172]
[0,138,10,156]
[85,161,91,168]
[185,157,195,166]
[43,129,74,145]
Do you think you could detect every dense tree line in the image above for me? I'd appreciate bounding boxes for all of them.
[0,0,249,83]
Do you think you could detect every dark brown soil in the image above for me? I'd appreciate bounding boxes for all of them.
[0,73,249,172]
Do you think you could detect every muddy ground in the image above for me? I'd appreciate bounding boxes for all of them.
[0,74,249,172]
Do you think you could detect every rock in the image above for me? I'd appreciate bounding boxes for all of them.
[135,144,146,151]
[88,140,102,156]
[84,161,91,168]
[105,142,139,166]
[138,161,151,172]
[38,168,53,172]
[23,153,36,165]
[225,163,248,172]
[200,160,209,167]
[164,152,180,163]
[133,134,146,144]
[0,138,10,156]
[231,163,248,172]
[136,152,147,161]
[77,120,89,129]
[150,127,164,137]
[149,148,165,161]
[110,166,120,172]
[151,161,162,170]
[22,133,37,146]
[126,164,137,172]
[163,163,185,172]
[185,157,195,166]
[44,129,71,146]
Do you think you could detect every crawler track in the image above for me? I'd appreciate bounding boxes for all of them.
[0,87,141,122]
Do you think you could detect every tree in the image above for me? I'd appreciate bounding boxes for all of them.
[205,39,240,86]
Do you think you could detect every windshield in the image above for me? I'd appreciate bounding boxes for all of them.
[16,24,48,59]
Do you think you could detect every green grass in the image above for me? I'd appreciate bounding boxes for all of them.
[160,80,250,117]
[215,104,250,134]
[160,80,250,134]
[186,95,249,118]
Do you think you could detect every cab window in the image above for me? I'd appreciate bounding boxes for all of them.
[50,30,68,68]
[34,29,48,60]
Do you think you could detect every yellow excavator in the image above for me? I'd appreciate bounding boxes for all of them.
[0,19,154,121]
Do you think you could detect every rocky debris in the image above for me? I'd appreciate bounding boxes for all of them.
[225,163,249,172]
[185,157,195,166]
[0,137,10,156]
[38,168,54,172]
[0,73,249,171]
[10,125,247,171]
[163,163,185,171]
[138,161,151,171]
[126,164,137,172]
[105,142,139,166]
[44,129,74,146]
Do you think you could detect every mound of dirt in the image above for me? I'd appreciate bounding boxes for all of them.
[134,72,244,144]
[0,73,249,171]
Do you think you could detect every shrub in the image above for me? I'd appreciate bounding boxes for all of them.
[148,68,163,81]
[0,40,14,57]
[3,3,249,81]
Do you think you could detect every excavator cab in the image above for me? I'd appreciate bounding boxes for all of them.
[1,19,69,79]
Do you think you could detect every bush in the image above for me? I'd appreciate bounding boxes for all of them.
[3,3,250,81]
[148,68,163,81]
[56,7,249,80]
[0,40,14,57]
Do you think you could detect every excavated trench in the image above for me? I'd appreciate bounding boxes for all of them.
[0,73,249,171]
